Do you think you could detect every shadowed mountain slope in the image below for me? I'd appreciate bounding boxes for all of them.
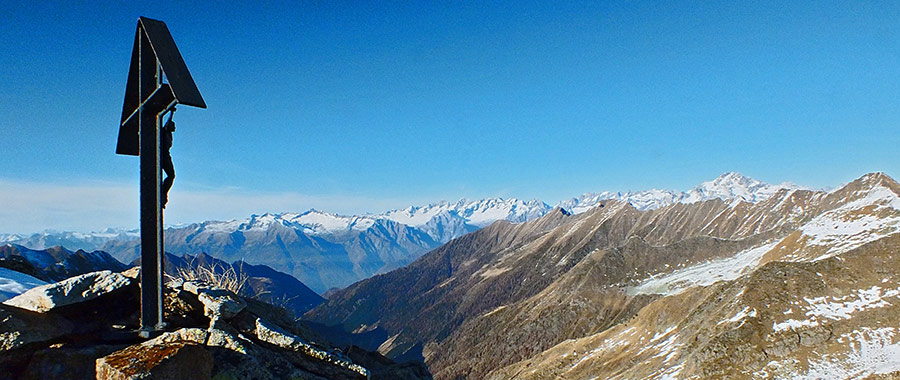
[0,244,128,283]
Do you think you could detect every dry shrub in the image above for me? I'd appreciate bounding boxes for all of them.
[167,257,249,296]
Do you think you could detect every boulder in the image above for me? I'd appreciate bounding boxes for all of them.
[0,303,73,352]
[96,341,213,380]
[182,281,203,295]
[143,327,208,346]
[0,270,403,380]
[256,318,368,379]
[207,327,248,354]
[138,326,249,354]
[2,271,131,313]
[120,267,141,279]
[181,281,246,321]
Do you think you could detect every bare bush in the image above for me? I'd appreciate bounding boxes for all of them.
[166,257,248,295]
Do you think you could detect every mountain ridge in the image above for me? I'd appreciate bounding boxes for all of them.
[5,171,804,243]
[304,172,900,379]
[0,172,830,294]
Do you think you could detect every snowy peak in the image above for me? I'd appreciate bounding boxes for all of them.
[211,210,380,236]
[836,171,900,198]
[683,172,800,204]
[764,172,900,263]
[560,172,804,214]
[375,198,553,242]
[380,198,551,228]
[380,201,456,227]
[288,209,377,235]
[558,189,682,214]
[452,198,551,227]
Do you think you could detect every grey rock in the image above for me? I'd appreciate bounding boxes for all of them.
[183,281,203,295]
[207,327,248,354]
[0,303,73,352]
[165,277,184,290]
[256,317,368,379]
[2,270,131,313]
[178,281,247,320]
[144,327,208,346]
[197,288,246,320]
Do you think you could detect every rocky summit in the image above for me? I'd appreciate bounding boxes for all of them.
[0,268,430,379]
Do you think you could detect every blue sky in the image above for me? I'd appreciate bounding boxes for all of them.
[1,1,899,233]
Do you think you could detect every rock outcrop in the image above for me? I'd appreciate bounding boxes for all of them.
[95,341,213,380]
[4,270,131,313]
[0,268,431,379]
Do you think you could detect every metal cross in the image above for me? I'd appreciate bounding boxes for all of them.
[116,17,206,337]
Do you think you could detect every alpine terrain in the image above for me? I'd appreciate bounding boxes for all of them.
[1,173,799,295]
[305,172,900,379]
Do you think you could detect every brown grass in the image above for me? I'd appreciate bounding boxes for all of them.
[166,258,249,296]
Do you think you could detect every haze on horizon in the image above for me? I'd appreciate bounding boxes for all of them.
[1,2,898,233]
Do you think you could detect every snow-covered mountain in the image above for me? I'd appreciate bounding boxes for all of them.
[558,188,682,213]
[0,229,139,252]
[129,212,440,293]
[682,171,802,204]
[559,172,804,214]
[0,172,808,293]
[308,172,900,380]
[200,210,380,237]
[380,198,552,242]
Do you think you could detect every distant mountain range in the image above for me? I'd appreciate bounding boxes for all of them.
[0,244,128,284]
[305,172,900,379]
[0,172,807,293]
[559,171,803,213]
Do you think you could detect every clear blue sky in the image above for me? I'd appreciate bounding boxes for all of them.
[1,1,899,233]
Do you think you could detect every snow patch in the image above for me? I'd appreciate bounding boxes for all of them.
[629,242,779,296]
[800,327,900,379]
[0,267,47,302]
[773,286,900,333]
[570,327,637,370]
[718,307,757,327]
[798,185,900,260]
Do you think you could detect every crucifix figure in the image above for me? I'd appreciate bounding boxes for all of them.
[116,17,205,337]
[161,107,176,209]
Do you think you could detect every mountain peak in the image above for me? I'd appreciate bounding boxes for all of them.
[710,171,755,185]
[683,172,795,204]
[856,171,898,190]
[830,172,900,203]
